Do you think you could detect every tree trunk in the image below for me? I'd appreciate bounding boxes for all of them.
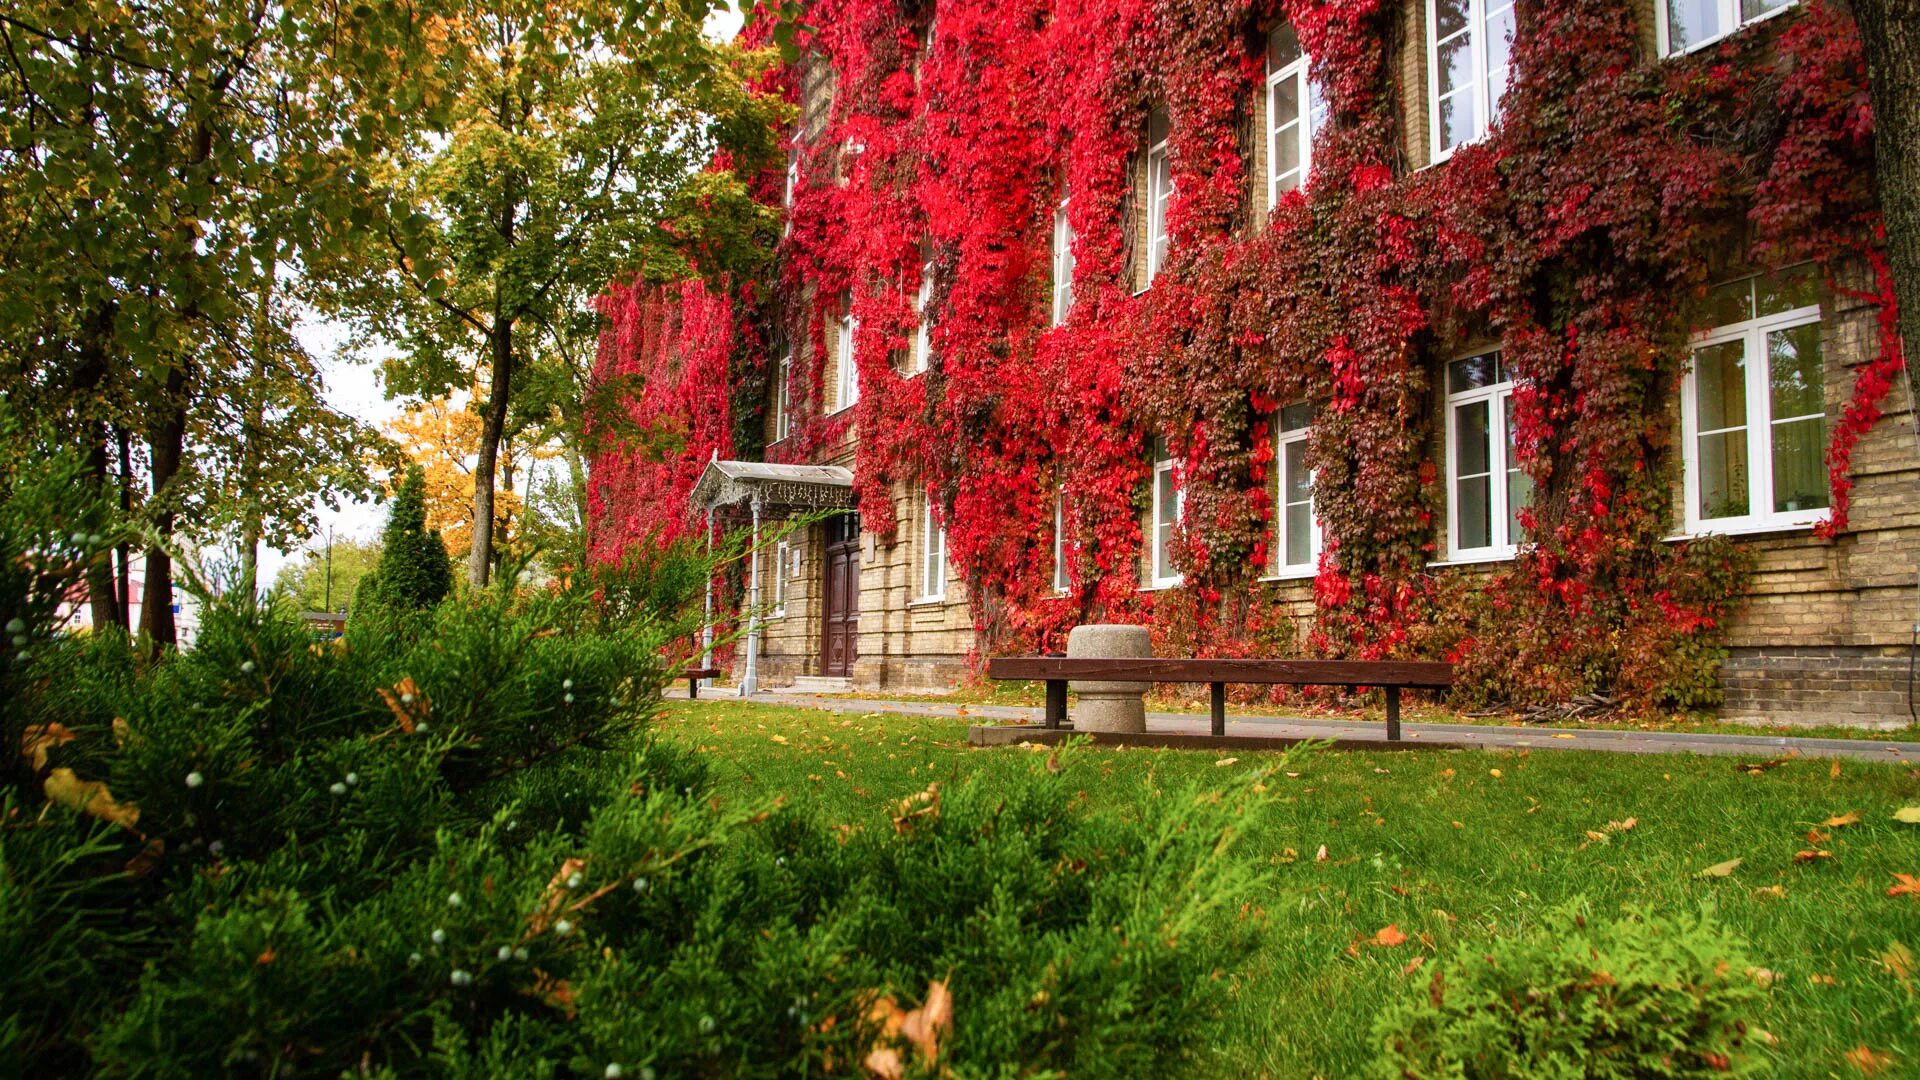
[1851,0,1920,445]
[116,425,132,629]
[237,268,273,603]
[471,317,515,586]
[74,301,123,628]
[140,364,190,649]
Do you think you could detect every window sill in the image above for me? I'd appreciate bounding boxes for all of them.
[1665,517,1828,542]
[909,596,948,608]
[1258,568,1317,583]
[1140,580,1184,592]
[825,403,857,419]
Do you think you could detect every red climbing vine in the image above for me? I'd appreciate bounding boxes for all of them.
[588,0,1901,714]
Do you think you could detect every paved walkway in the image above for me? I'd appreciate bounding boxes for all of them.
[670,688,1920,763]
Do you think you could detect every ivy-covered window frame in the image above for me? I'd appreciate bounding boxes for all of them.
[918,496,948,602]
[1266,23,1325,207]
[912,262,934,375]
[833,303,859,413]
[1150,437,1185,588]
[1657,0,1799,58]
[1444,350,1530,562]
[774,349,794,442]
[1425,0,1515,163]
[1052,487,1070,593]
[1679,268,1829,537]
[1051,197,1075,326]
[1269,402,1321,578]
[1145,110,1173,286]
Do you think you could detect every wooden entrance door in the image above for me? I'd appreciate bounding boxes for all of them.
[821,513,860,677]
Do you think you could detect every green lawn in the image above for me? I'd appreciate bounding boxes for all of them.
[659,698,1920,1077]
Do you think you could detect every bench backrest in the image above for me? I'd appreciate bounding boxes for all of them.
[987,657,1454,689]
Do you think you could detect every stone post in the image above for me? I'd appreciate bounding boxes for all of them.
[1065,624,1151,733]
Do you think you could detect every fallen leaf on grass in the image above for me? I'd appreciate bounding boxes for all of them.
[1844,1046,1892,1074]
[1794,850,1834,863]
[1876,942,1914,984]
[1753,885,1787,899]
[19,722,74,771]
[1215,757,1239,767]
[1831,760,1842,778]
[1698,858,1743,879]
[1807,829,1830,844]
[1892,807,1920,824]
[1402,955,1426,975]
[1888,874,1920,899]
[770,734,789,744]
[44,768,140,831]
[1373,924,1407,947]
[1811,973,1840,986]
[1315,844,1328,863]
[1736,757,1790,776]
[1822,811,1862,828]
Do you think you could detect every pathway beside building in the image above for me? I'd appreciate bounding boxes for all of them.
[672,689,1920,763]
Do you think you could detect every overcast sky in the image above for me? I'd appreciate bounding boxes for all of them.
[253,4,752,594]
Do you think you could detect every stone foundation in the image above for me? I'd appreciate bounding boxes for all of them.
[1719,645,1919,728]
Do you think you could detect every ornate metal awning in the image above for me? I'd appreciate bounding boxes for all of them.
[689,459,855,515]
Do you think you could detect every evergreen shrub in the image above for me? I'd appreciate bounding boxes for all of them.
[354,464,454,615]
[1371,903,1769,1078]
[5,471,1275,1076]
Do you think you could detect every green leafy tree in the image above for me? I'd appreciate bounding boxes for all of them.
[356,467,454,613]
[325,0,787,587]
[272,537,383,614]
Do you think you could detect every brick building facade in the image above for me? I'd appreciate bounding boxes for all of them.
[691,0,1920,726]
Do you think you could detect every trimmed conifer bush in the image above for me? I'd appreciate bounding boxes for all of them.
[1370,903,1768,1078]
[354,464,454,615]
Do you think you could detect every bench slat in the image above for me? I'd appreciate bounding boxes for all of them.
[987,656,1453,689]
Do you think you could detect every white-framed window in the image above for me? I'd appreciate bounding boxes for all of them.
[782,150,798,237]
[1659,0,1799,56]
[912,262,934,374]
[1052,488,1070,593]
[774,348,793,442]
[919,496,947,601]
[1145,110,1173,286]
[1273,402,1321,577]
[1266,23,1326,206]
[770,539,790,616]
[1445,351,1530,560]
[1051,197,1075,326]
[1150,437,1184,587]
[1681,266,1827,535]
[834,305,859,411]
[1426,0,1514,161]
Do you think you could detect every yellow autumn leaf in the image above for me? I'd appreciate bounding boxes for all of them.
[1822,811,1862,827]
[1698,858,1743,879]
[1892,807,1920,825]
[43,768,140,831]
[1214,757,1239,767]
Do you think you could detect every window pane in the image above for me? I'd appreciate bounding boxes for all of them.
[1279,401,1314,431]
[1448,353,1500,393]
[1149,109,1169,145]
[1436,32,1473,98]
[1267,23,1302,68]
[1693,340,1746,432]
[1156,470,1177,528]
[1434,0,1469,40]
[1283,441,1312,505]
[1703,278,1753,326]
[1507,469,1531,544]
[1454,399,1492,476]
[1485,5,1515,81]
[1668,0,1721,50]
[1767,323,1823,420]
[1438,93,1474,153]
[1456,475,1492,550]
[1756,264,1818,317]
[1740,0,1794,23]
[1698,430,1750,519]
[1770,416,1827,514]
[1285,503,1312,567]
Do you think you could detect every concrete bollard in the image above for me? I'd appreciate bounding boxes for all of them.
[1065,624,1151,733]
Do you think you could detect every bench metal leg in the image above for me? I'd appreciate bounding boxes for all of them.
[1210,682,1226,737]
[688,676,699,700]
[1385,685,1401,742]
[1045,680,1067,729]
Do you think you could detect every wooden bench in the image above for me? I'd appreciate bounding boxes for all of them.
[681,666,722,699]
[985,657,1455,741]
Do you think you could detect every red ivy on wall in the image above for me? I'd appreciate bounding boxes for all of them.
[589,0,1899,714]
